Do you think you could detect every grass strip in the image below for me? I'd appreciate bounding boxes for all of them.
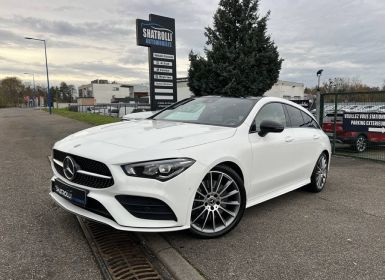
[44,108,119,125]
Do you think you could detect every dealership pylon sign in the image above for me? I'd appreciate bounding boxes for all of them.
[136,14,177,111]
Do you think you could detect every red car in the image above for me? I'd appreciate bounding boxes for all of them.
[322,112,385,152]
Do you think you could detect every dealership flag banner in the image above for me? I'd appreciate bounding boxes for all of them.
[136,14,177,111]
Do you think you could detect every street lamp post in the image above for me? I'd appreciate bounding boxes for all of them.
[24,72,36,107]
[316,69,323,90]
[315,69,324,126]
[25,37,51,114]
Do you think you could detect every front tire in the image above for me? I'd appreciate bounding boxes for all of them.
[189,165,246,238]
[308,153,328,193]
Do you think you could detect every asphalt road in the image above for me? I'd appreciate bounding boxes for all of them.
[1,108,384,280]
[164,157,385,279]
[0,108,99,280]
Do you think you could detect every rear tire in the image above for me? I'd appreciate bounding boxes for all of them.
[354,135,367,152]
[189,165,246,238]
[307,153,328,193]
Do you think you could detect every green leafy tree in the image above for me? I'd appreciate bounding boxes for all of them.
[188,0,283,97]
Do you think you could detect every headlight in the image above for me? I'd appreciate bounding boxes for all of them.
[121,158,195,181]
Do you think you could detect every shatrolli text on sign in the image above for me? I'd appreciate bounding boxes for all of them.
[136,14,177,111]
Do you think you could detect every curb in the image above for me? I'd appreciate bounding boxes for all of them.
[135,233,206,280]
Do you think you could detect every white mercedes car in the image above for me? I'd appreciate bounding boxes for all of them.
[121,111,157,121]
[50,96,331,238]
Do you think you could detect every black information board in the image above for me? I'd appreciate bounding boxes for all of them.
[136,14,177,111]
[343,112,385,133]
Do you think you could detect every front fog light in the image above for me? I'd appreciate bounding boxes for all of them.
[122,158,195,181]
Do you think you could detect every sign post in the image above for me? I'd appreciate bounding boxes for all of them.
[136,14,177,111]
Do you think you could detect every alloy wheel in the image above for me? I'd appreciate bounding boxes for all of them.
[315,154,328,190]
[191,171,241,234]
[356,136,367,152]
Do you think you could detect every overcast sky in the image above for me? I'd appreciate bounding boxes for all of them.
[1,0,385,88]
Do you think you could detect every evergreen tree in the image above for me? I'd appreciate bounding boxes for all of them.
[188,0,283,97]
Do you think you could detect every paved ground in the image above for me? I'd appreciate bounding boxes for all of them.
[1,108,385,280]
[0,108,99,280]
[165,157,385,280]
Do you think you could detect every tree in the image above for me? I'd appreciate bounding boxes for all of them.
[50,86,60,103]
[59,82,75,102]
[321,77,379,93]
[0,77,24,107]
[188,0,283,97]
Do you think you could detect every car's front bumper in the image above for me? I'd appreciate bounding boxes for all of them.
[50,191,190,232]
[49,158,206,232]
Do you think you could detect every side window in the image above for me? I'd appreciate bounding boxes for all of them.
[285,105,305,127]
[300,111,320,129]
[253,103,287,132]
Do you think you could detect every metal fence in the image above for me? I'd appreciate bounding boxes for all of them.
[68,103,151,119]
[320,91,385,162]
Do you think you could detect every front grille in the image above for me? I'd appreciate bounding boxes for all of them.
[53,149,114,188]
[116,195,177,221]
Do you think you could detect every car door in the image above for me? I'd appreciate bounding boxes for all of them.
[284,104,322,180]
[248,102,299,199]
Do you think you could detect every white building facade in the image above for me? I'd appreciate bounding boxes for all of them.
[176,77,194,101]
[265,80,304,100]
[176,78,305,100]
[78,79,134,104]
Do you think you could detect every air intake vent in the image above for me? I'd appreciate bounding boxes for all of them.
[116,195,177,221]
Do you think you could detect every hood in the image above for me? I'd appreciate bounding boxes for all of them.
[54,120,236,163]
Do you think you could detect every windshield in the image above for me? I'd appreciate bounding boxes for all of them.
[152,97,259,127]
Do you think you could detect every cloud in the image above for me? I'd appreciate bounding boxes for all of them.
[1,0,385,88]
[0,16,135,40]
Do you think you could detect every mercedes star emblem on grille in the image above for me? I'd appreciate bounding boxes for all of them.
[63,156,77,181]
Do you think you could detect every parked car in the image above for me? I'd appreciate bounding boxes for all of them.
[354,105,380,113]
[378,105,385,113]
[87,106,102,114]
[50,96,331,238]
[322,112,385,152]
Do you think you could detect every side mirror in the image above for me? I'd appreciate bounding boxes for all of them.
[258,120,284,137]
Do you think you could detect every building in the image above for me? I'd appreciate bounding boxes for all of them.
[78,79,134,104]
[265,80,304,100]
[177,77,194,101]
[176,78,305,100]
[133,84,149,98]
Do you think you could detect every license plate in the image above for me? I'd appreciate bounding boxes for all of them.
[326,132,334,137]
[52,180,87,206]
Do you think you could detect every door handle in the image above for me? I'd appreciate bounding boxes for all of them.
[313,134,320,139]
[285,136,294,142]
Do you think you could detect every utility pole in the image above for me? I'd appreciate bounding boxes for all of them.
[25,37,51,113]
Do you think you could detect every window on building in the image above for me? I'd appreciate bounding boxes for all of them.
[113,87,120,91]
